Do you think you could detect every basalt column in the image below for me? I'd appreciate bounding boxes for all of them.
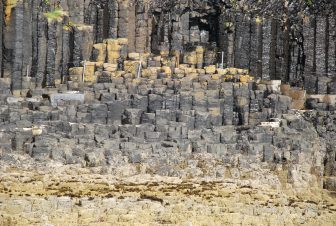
[303,17,316,93]
[11,0,24,94]
[108,0,118,39]
[261,19,272,80]
[67,0,84,24]
[22,0,32,80]
[315,15,327,75]
[0,0,4,77]
[234,14,250,70]
[118,0,128,38]
[275,20,284,80]
[135,2,148,53]
[45,20,57,87]
[36,5,47,88]
[127,2,135,52]
[249,17,263,78]
[219,14,235,68]
[73,25,94,67]
[62,16,70,82]
[328,12,336,75]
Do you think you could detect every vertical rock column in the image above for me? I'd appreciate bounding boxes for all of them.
[227,19,235,68]
[68,0,84,24]
[328,12,336,74]
[73,25,94,67]
[221,82,233,125]
[127,2,136,52]
[181,12,190,45]
[45,19,57,87]
[218,14,233,68]
[36,7,47,88]
[234,14,250,69]
[11,0,24,94]
[62,16,71,82]
[269,19,277,80]
[249,17,263,78]
[96,7,105,43]
[118,0,128,38]
[275,20,284,80]
[303,18,316,76]
[261,19,272,80]
[171,14,183,52]
[146,9,152,53]
[31,0,41,81]
[0,0,3,77]
[108,0,118,39]
[22,0,32,79]
[315,15,327,75]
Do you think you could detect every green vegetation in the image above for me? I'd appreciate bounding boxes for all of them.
[44,8,67,22]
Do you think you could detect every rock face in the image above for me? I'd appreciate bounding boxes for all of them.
[1,1,336,92]
[0,1,336,225]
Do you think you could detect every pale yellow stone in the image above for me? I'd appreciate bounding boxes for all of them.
[117,38,128,45]
[227,67,238,75]
[128,52,140,61]
[93,43,107,62]
[216,68,227,75]
[83,62,96,83]
[161,66,172,75]
[211,74,221,80]
[196,69,205,74]
[204,65,216,74]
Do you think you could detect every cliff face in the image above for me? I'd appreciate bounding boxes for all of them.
[1,0,336,90]
[0,1,336,225]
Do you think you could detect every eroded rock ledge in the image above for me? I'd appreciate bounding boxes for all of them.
[1,165,336,226]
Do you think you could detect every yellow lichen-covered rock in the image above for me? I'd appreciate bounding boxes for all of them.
[69,67,84,75]
[161,66,172,75]
[211,74,221,80]
[196,69,205,74]
[123,61,140,75]
[179,64,189,70]
[92,43,107,62]
[184,67,197,74]
[149,67,161,73]
[83,62,96,82]
[216,68,227,75]
[186,52,197,65]
[105,39,120,51]
[93,61,104,68]
[117,38,128,45]
[204,65,216,74]
[237,68,249,74]
[227,67,238,75]
[107,51,120,63]
[115,71,124,77]
[223,75,234,81]
[141,69,151,78]
[196,46,205,53]
[106,39,121,63]
[128,52,140,61]
[240,75,253,83]
[103,63,118,72]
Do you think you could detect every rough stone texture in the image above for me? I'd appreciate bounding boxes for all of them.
[0,167,335,226]
[1,1,336,225]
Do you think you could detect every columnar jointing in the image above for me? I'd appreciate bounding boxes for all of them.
[1,1,336,93]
